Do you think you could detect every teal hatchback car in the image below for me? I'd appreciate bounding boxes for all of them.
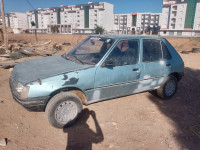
[10,35,184,128]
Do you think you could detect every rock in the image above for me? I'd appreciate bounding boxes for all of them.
[9,68,13,72]
[0,138,7,146]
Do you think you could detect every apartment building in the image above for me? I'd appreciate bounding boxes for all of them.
[160,0,200,36]
[114,14,132,34]
[5,12,27,34]
[27,2,114,34]
[131,13,161,34]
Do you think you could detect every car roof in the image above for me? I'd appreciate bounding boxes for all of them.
[92,34,165,40]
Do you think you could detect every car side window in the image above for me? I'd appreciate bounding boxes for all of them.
[104,39,139,67]
[143,39,162,62]
[161,41,172,60]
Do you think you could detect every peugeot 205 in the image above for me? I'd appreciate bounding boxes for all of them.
[10,35,184,128]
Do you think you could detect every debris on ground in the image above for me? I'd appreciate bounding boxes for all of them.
[0,138,7,146]
[0,61,17,69]
[0,39,74,69]
[181,48,200,54]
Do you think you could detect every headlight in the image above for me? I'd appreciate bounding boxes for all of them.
[15,83,30,99]
[16,83,24,93]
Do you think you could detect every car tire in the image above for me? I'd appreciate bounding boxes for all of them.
[45,92,83,128]
[156,75,178,100]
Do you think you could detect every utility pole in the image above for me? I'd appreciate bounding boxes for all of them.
[1,0,9,53]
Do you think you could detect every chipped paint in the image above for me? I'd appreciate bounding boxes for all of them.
[37,78,42,85]
[62,77,79,86]
[91,90,101,101]
[62,74,68,80]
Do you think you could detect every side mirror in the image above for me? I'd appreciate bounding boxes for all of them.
[103,60,115,68]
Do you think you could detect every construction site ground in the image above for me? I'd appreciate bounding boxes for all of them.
[0,34,200,150]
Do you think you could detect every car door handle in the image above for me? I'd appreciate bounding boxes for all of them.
[133,68,139,71]
[166,64,171,67]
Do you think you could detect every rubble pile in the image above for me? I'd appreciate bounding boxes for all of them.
[0,40,73,69]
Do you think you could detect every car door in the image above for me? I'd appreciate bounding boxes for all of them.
[136,39,172,93]
[91,39,141,102]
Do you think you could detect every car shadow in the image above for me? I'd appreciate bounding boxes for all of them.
[63,108,104,150]
[147,67,200,150]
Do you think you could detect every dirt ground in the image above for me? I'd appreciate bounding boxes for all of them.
[0,35,200,150]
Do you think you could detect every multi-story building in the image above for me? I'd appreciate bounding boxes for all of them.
[114,14,132,34]
[5,12,27,34]
[131,13,161,34]
[27,2,114,34]
[160,0,200,36]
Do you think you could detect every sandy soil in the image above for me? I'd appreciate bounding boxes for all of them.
[0,36,200,150]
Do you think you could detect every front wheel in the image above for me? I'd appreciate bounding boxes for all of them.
[156,75,178,99]
[45,92,83,128]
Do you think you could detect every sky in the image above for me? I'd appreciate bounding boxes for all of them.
[2,0,163,14]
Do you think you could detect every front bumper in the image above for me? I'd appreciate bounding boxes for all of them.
[9,77,50,112]
[12,93,50,112]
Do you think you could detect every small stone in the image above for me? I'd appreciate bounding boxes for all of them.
[9,68,13,72]
[112,122,117,126]
[0,138,7,146]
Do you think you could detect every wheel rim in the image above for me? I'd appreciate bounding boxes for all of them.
[165,80,176,97]
[55,101,78,123]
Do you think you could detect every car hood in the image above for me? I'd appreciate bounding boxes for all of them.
[12,55,91,85]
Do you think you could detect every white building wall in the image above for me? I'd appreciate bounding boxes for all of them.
[168,4,187,30]
[161,7,170,29]
[194,3,200,30]
[27,2,114,33]
[6,12,27,29]
[102,2,114,32]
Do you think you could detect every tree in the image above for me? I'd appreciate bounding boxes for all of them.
[94,25,104,34]
[31,21,36,27]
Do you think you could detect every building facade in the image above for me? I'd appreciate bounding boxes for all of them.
[160,0,200,36]
[131,13,161,34]
[5,12,27,34]
[27,2,114,34]
[114,14,132,34]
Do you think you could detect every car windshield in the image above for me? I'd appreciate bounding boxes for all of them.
[63,36,115,65]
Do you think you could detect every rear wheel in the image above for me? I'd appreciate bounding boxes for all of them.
[157,75,178,99]
[45,92,83,128]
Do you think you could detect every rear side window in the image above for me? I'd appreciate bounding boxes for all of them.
[161,41,171,60]
[143,39,162,62]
